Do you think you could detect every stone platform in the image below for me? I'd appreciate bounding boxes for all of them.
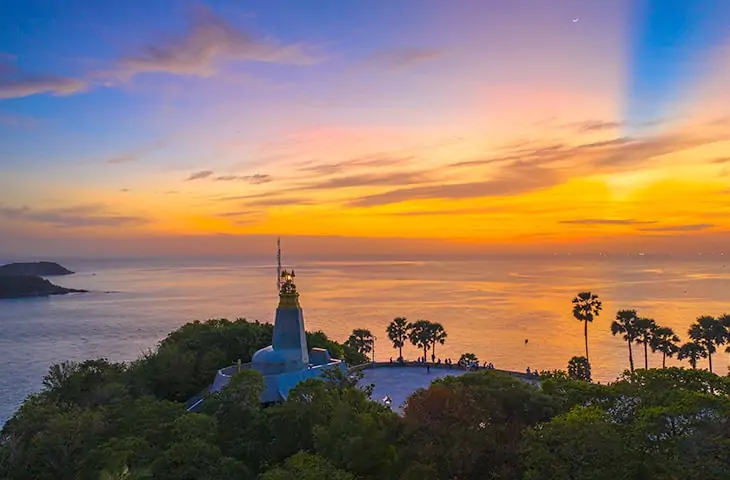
[357,363,540,414]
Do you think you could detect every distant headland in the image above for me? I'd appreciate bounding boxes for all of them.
[0,261,75,277]
[0,262,86,299]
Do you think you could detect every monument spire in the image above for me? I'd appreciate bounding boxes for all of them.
[277,236,282,293]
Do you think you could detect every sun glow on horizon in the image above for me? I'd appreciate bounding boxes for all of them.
[0,0,729,256]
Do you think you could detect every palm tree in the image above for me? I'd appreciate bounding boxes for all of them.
[649,326,680,368]
[720,314,730,358]
[611,309,639,372]
[572,292,602,362]
[719,313,730,330]
[634,317,657,369]
[408,320,433,361]
[345,328,375,358]
[687,315,727,373]
[385,317,410,360]
[428,322,447,361]
[678,341,708,369]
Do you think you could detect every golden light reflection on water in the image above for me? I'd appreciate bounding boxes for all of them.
[1,256,729,418]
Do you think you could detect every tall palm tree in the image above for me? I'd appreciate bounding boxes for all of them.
[678,341,708,369]
[408,320,433,361]
[346,328,375,358]
[634,317,657,369]
[611,309,639,372]
[719,313,730,330]
[428,322,447,360]
[649,326,680,368]
[572,292,602,362]
[386,317,410,360]
[687,315,727,373]
[720,314,730,357]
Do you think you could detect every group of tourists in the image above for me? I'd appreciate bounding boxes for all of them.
[384,355,540,379]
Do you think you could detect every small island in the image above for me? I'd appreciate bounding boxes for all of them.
[0,275,87,299]
[0,262,86,299]
[0,261,75,276]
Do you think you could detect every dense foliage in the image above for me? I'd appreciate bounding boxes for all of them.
[2,318,729,479]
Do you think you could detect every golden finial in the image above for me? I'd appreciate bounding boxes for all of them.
[278,269,300,308]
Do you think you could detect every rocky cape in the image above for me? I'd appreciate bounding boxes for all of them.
[0,275,87,299]
[0,262,87,299]
[0,261,75,276]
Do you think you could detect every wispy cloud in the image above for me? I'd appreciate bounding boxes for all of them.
[214,173,272,184]
[215,210,266,226]
[245,196,313,207]
[347,163,561,208]
[1,7,319,99]
[377,204,560,216]
[298,170,430,190]
[559,219,657,225]
[0,59,86,99]
[296,155,415,176]
[186,170,215,181]
[0,204,148,228]
[363,48,445,70]
[569,120,623,133]
[217,210,258,218]
[108,6,319,81]
[343,130,730,208]
[452,130,726,171]
[639,223,715,232]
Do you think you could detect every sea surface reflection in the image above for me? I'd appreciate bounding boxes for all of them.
[1,255,729,425]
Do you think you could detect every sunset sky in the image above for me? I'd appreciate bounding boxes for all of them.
[1,0,729,257]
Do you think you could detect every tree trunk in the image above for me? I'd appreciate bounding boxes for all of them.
[708,352,713,373]
[584,321,589,362]
[423,346,428,362]
[628,341,634,372]
[662,352,666,368]
[398,345,402,360]
[644,341,648,370]
[691,359,697,369]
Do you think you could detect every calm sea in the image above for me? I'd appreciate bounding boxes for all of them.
[1,255,729,426]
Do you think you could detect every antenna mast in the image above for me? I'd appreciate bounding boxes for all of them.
[276,236,282,292]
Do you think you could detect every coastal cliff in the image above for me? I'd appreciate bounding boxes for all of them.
[0,261,75,276]
[0,275,87,299]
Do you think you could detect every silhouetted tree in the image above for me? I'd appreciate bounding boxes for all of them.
[407,320,433,361]
[345,329,375,358]
[428,322,447,360]
[649,326,680,368]
[385,317,410,360]
[634,317,657,370]
[567,356,592,382]
[611,310,639,372]
[571,292,602,362]
[688,315,727,373]
[678,341,708,369]
[458,352,478,366]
